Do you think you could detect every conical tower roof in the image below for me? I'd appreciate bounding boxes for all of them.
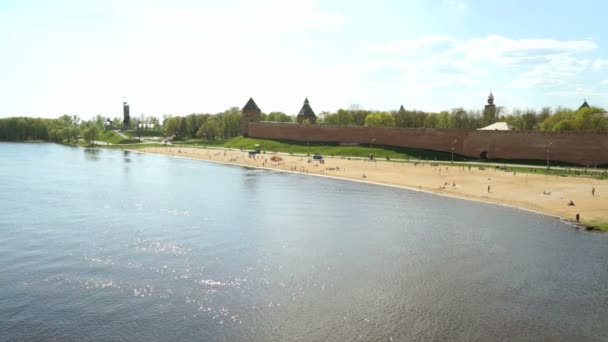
[579,99,590,110]
[243,97,260,111]
[298,98,316,117]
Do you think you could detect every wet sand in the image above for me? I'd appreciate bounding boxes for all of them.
[137,146,607,228]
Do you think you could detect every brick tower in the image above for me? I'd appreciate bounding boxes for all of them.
[241,97,261,137]
[122,101,131,129]
[296,98,317,124]
[483,91,497,125]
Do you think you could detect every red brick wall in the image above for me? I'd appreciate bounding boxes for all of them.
[248,122,608,165]
[241,109,261,137]
[465,130,608,165]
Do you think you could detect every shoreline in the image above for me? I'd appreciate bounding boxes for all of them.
[130,146,607,232]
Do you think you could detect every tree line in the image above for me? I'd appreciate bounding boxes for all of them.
[161,108,296,140]
[1,104,606,144]
[0,115,92,143]
[318,105,608,131]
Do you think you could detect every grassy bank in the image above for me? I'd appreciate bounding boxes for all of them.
[588,220,608,232]
[99,130,140,144]
[124,130,164,138]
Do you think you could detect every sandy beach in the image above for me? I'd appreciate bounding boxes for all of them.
[137,146,607,228]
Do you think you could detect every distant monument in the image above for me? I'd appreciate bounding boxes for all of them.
[398,105,406,115]
[579,99,590,110]
[241,97,261,137]
[296,98,317,124]
[122,101,131,129]
[483,91,497,124]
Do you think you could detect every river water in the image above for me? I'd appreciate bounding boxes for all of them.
[0,143,606,341]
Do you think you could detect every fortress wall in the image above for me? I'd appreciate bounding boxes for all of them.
[249,122,468,150]
[465,131,608,165]
[248,122,608,165]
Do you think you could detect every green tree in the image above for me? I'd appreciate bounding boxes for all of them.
[62,127,72,143]
[186,114,198,138]
[82,126,99,146]
[164,116,180,137]
[574,107,608,131]
[196,117,220,140]
[436,111,450,128]
[70,126,80,142]
[218,107,241,138]
[520,111,538,130]
[178,117,189,138]
[323,109,354,125]
[448,108,467,128]
[552,120,575,132]
[48,128,62,142]
[364,112,396,127]
[539,108,574,131]
[423,113,439,128]
[266,112,293,122]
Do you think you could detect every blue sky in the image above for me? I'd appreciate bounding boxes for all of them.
[1,0,607,119]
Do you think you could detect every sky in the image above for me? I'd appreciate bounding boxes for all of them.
[1,0,608,119]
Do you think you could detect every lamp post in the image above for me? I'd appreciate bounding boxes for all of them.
[546,142,552,169]
[137,123,143,141]
[369,138,376,160]
[306,138,310,156]
[546,142,552,183]
[451,139,458,164]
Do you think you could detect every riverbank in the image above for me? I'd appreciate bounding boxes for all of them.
[135,146,608,231]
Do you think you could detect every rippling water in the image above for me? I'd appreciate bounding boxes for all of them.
[0,143,607,341]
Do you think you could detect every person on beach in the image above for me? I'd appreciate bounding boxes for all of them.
[592,187,595,196]
[487,185,491,193]
[576,213,580,222]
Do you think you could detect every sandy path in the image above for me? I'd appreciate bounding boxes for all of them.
[137,146,607,227]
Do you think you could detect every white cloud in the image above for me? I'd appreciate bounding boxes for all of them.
[368,35,597,84]
[444,0,466,12]
[593,59,608,70]
[370,35,596,65]
[509,54,592,88]
[601,80,608,85]
[543,88,608,102]
[356,35,602,110]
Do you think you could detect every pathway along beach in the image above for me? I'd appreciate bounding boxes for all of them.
[137,146,607,230]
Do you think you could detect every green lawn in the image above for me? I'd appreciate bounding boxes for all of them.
[124,130,164,138]
[588,219,608,232]
[99,130,141,144]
